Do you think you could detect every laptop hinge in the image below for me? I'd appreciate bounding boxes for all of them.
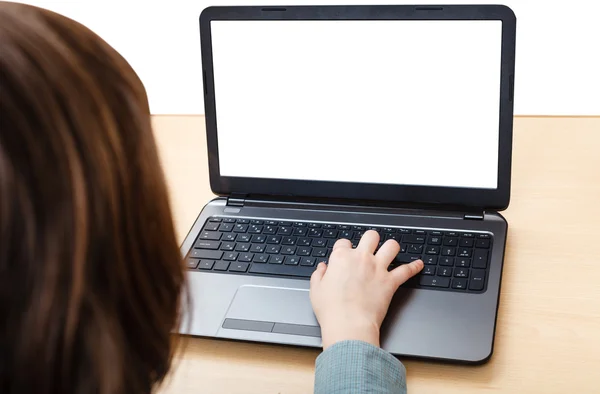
[226,193,247,207]
[464,212,485,220]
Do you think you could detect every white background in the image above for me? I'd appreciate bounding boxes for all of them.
[213,21,502,188]
[17,0,600,115]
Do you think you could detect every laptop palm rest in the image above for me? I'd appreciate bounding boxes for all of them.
[221,285,321,337]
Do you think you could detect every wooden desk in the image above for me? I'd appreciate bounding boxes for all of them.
[153,116,600,394]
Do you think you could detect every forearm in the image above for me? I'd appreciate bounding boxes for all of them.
[314,340,407,394]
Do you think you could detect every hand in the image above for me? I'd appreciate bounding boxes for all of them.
[309,230,424,349]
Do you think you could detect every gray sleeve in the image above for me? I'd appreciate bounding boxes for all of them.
[314,340,407,394]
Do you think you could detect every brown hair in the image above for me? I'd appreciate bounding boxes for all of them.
[0,3,185,393]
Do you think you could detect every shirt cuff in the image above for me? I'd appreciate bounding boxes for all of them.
[314,340,407,394]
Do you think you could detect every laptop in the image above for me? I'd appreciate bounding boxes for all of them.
[180,4,516,364]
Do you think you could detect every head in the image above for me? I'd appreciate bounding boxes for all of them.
[0,3,185,394]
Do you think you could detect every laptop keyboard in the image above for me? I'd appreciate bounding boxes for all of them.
[187,217,492,293]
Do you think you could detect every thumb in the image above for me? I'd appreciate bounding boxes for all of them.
[310,262,327,288]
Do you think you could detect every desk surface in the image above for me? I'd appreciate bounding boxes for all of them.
[153,116,600,394]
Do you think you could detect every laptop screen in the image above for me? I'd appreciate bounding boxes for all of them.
[210,20,503,189]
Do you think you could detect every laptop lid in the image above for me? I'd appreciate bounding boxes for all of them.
[200,5,516,211]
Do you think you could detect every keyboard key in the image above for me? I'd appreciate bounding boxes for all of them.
[266,236,282,244]
[278,227,292,235]
[265,220,277,225]
[198,260,215,270]
[297,247,312,256]
[327,239,338,248]
[194,240,221,250]
[234,224,248,233]
[208,217,222,222]
[428,236,442,245]
[437,267,453,277]
[443,237,458,246]
[383,227,395,233]
[308,228,323,237]
[199,231,221,241]
[263,226,276,235]
[189,249,223,260]
[469,269,486,290]
[340,230,353,239]
[314,239,327,247]
[251,235,266,243]
[214,261,230,271]
[452,278,468,290]
[439,257,454,266]
[446,232,459,237]
[352,225,365,230]
[220,242,236,251]
[249,263,316,278]
[250,219,264,225]
[282,246,296,255]
[203,222,220,231]
[419,276,450,288]
[473,249,489,269]
[395,255,421,264]
[250,243,266,253]
[454,268,469,278]
[248,225,263,234]
[279,221,292,227]
[263,226,277,234]
[312,248,328,257]
[324,229,338,238]
[253,254,269,263]
[459,238,474,247]
[442,247,456,256]
[293,222,306,227]
[398,229,412,234]
[270,256,285,264]
[223,233,237,242]
[425,246,440,255]
[282,237,297,245]
[384,234,401,242]
[408,244,423,254]
[223,252,238,261]
[422,266,436,275]
[298,238,312,246]
[478,234,491,239]
[285,256,300,265]
[414,230,427,235]
[238,253,254,262]
[476,239,491,248]
[461,233,475,238]
[229,262,249,273]
[430,231,443,236]
[399,244,407,253]
[423,256,438,265]
[219,223,234,232]
[455,258,471,268]
[293,228,308,236]
[223,218,236,223]
[300,257,316,266]
[238,234,251,243]
[309,223,322,228]
[403,235,426,244]
[457,248,472,258]
[187,258,199,269]
[266,245,281,254]
[235,219,249,224]
[323,224,337,229]
[339,225,351,230]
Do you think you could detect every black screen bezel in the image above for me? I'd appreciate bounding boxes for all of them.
[200,5,516,210]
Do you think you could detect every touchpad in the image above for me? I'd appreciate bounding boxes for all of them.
[222,285,321,337]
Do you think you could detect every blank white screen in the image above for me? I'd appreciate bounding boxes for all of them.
[211,20,502,189]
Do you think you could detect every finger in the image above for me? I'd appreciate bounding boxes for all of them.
[357,230,380,254]
[332,238,352,252]
[310,262,327,287]
[389,259,424,288]
[375,239,400,268]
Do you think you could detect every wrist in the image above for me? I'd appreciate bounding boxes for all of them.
[320,320,381,350]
